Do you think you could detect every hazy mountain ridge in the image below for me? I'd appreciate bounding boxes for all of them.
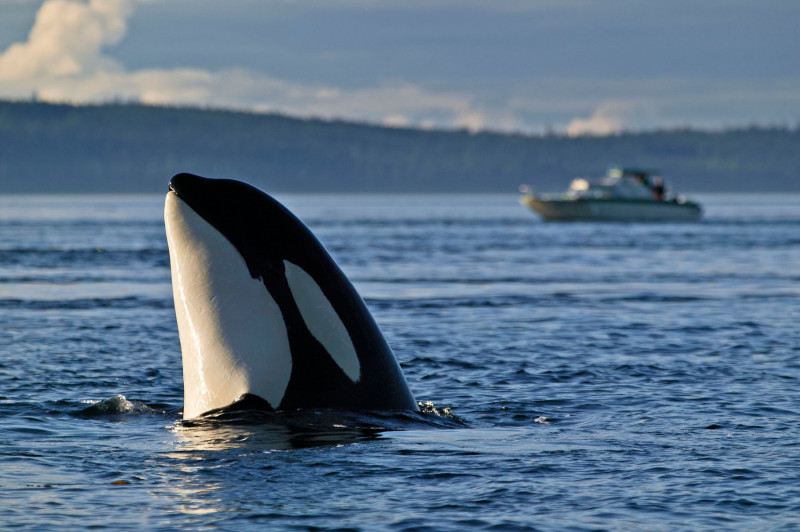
[1,100,798,193]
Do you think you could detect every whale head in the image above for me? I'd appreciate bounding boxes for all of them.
[165,173,417,419]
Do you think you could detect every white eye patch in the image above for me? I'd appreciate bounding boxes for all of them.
[283,260,361,382]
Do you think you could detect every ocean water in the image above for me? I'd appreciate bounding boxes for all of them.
[1,192,799,530]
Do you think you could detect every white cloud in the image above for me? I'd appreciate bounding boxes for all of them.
[0,0,132,81]
[454,112,486,133]
[565,101,635,137]
[382,115,410,128]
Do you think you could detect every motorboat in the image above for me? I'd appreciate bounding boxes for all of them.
[520,167,702,222]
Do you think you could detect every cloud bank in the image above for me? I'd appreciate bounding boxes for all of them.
[2,0,796,134]
[0,0,499,131]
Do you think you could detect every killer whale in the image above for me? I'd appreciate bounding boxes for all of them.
[165,173,418,419]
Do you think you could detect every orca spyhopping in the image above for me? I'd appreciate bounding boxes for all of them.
[164,173,418,419]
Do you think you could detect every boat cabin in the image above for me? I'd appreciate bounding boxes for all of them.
[565,167,659,201]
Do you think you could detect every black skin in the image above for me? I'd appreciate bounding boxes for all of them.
[169,173,417,411]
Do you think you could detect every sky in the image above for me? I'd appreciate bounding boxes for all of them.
[0,0,798,135]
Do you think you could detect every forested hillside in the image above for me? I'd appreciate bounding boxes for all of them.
[0,100,797,193]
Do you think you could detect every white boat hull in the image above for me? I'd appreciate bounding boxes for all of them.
[522,196,702,222]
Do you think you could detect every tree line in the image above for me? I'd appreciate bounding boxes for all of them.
[0,99,797,193]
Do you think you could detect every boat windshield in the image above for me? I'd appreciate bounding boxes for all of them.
[566,175,653,200]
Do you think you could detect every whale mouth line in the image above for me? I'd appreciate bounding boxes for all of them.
[168,180,182,197]
[168,174,194,200]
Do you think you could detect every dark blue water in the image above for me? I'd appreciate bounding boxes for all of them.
[1,193,799,530]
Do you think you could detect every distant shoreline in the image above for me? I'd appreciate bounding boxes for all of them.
[1,99,798,194]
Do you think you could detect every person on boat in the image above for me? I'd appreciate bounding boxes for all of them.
[652,176,665,201]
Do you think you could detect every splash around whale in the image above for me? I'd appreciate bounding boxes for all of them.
[164,173,418,419]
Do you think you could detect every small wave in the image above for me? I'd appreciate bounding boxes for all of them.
[306,218,528,229]
[0,274,166,285]
[77,395,160,417]
[368,294,574,311]
[0,248,168,268]
[600,294,708,303]
[0,297,172,310]
[415,401,467,426]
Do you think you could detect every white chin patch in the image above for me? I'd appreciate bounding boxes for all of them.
[284,260,361,382]
[165,193,292,419]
